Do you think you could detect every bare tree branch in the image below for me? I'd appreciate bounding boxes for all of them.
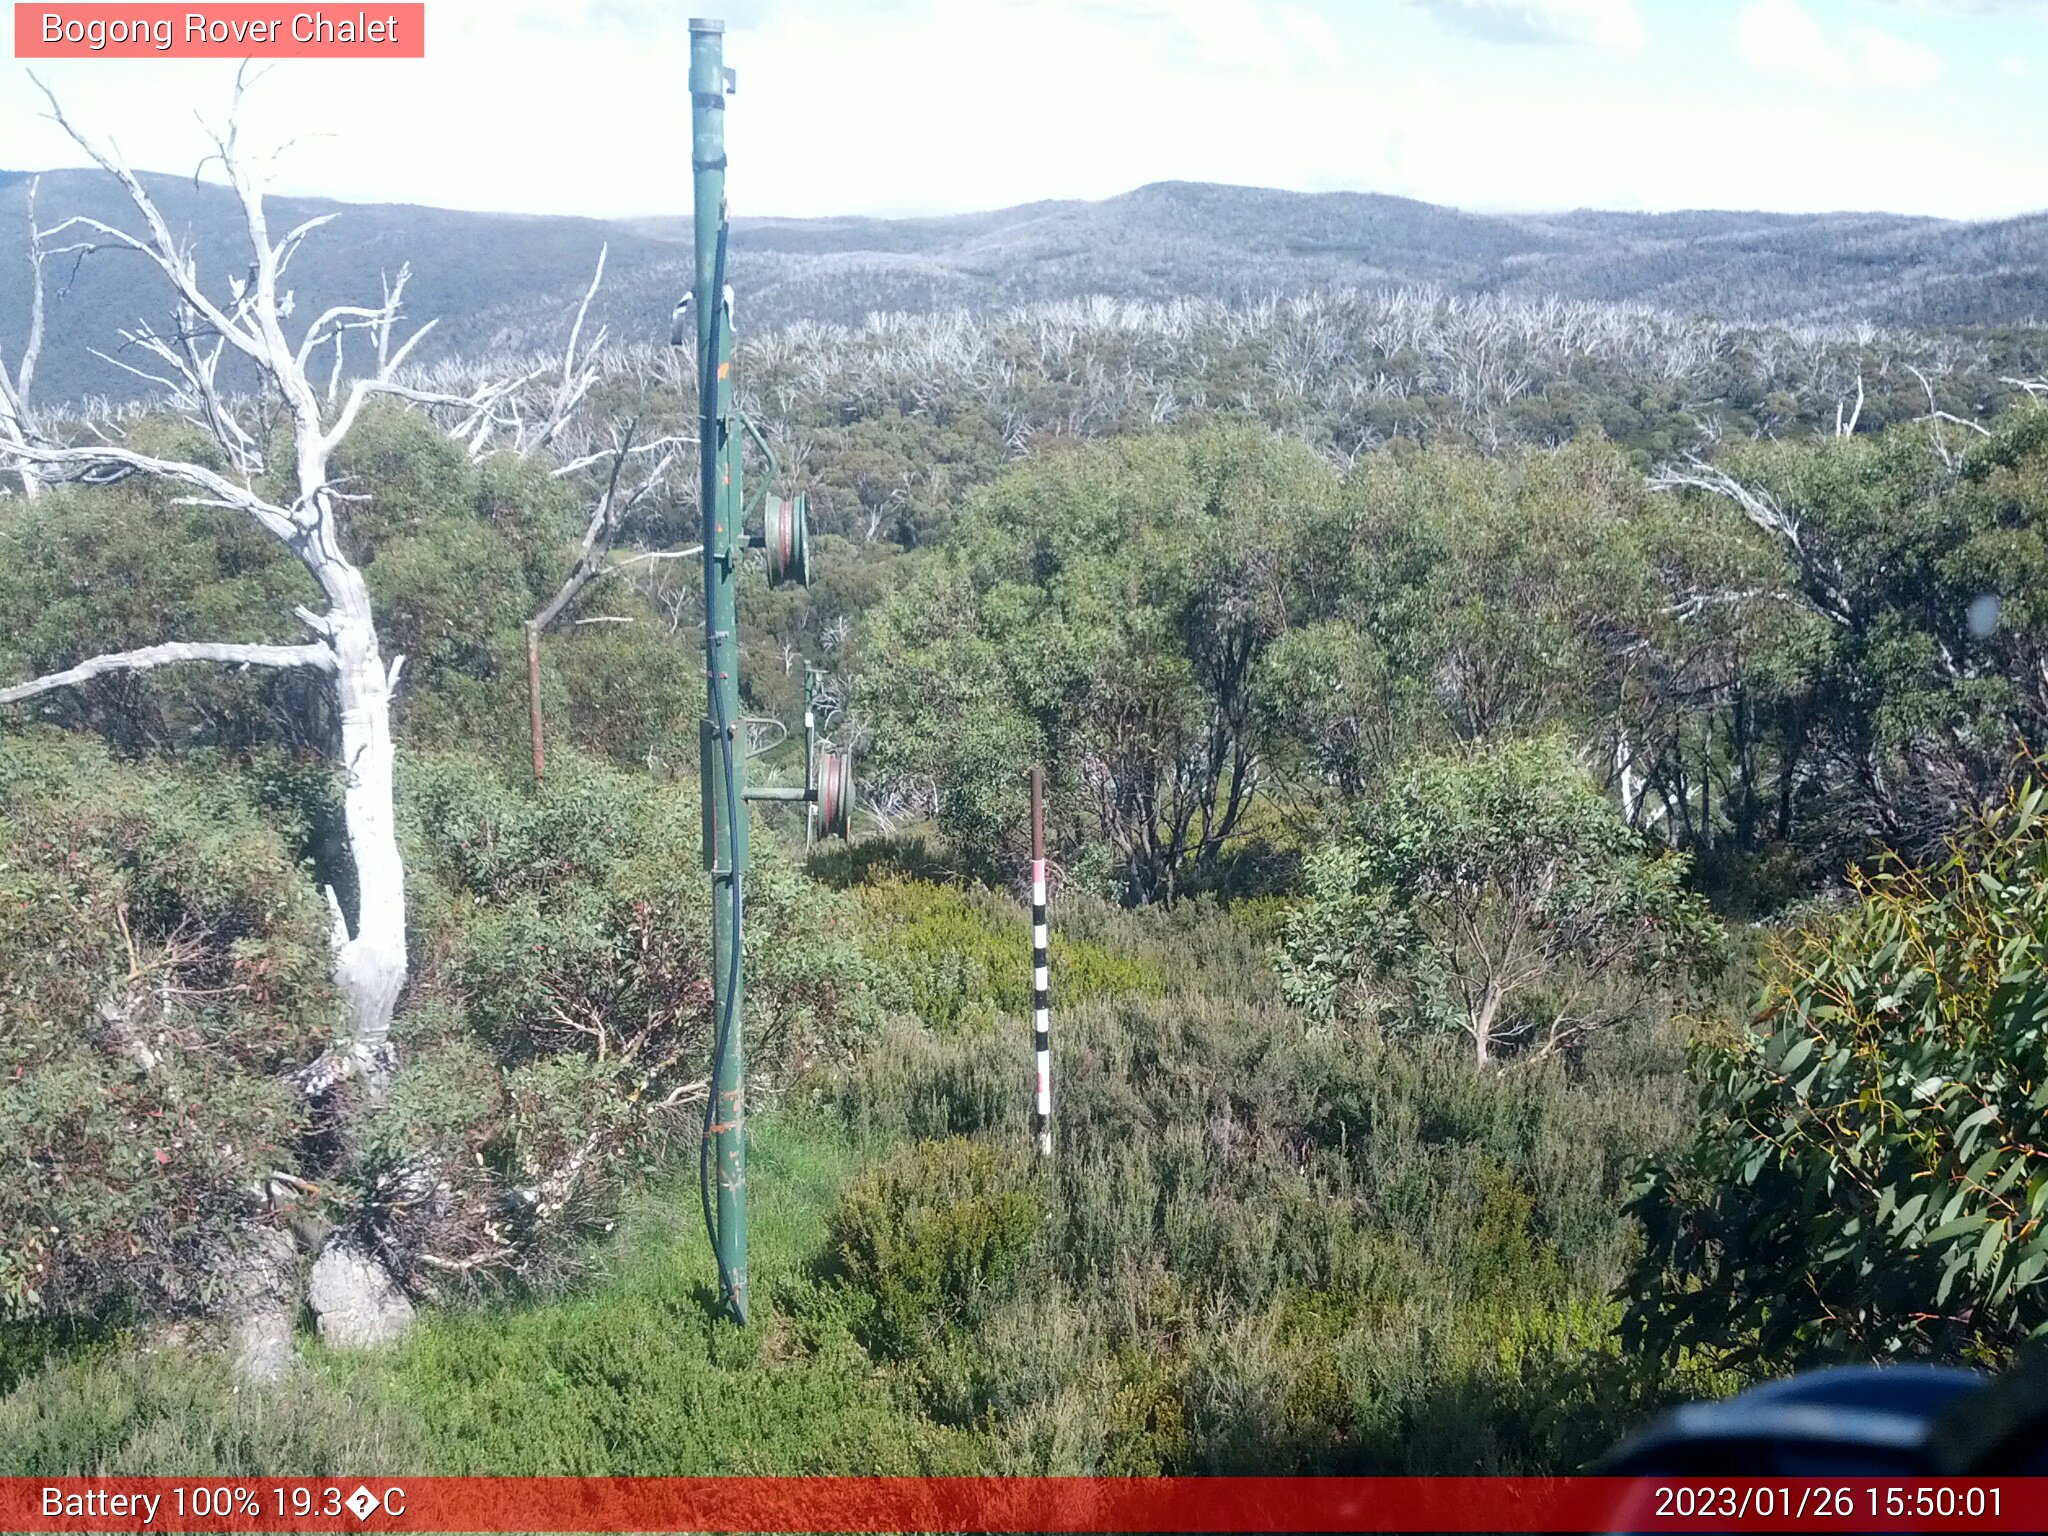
[529,426,686,633]
[1905,363,1989,471]
[30,76,272,374]
[0,175,49,495]
[0,640,334,705]
[11,441,301,538]
[525,245,609,453]
[520,416,690,779]
[1648,453,1852,627]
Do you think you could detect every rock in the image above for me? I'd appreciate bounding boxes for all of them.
[226,1225,300,1385]
[232,1308,296,1384]
[307,1238,414,1349]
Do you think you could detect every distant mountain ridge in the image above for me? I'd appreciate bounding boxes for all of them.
[3,170,2043,404]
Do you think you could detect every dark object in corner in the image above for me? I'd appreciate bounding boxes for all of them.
[1600,1364,1985,1478]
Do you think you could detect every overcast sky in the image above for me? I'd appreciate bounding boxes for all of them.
[4,0,2045,221]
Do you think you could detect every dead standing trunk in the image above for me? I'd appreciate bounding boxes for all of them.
[327,589,407,1095]
[1471,979,1501,1067]
[527,624,547,782]
[1,175,48,499]
[4,72,521,1374]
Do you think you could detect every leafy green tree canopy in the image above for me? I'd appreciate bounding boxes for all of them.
[1279,737,1721,1064]
[862,425,1340,900]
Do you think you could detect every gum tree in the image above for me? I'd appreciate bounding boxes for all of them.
[1279,737,1722,1065]
[1626,784,2048,1368]
[862,425,1335,901]
[0,74,516,1374]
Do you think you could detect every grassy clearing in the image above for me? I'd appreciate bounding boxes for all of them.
[2,880,1733,1478]
[339,1114,979,1476]
[1,1115,976,1477]
[0,1340,424,1477]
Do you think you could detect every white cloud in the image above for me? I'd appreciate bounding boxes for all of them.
[0,0,1395,217]
[1410,0,1647,49]
[1876,0,2042,13]
[1,0,2034,223]
[1735,0,1944,90]
[1848,24,1946,88]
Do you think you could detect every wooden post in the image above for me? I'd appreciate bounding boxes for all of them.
[1030,766,1051,1157]
[526,624,545,783]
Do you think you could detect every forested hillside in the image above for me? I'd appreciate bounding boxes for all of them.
[10,117,2048,1481]
[5,167,2046,404]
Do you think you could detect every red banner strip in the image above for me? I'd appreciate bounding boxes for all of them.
[6,1477,2048,1532]
[13,5,425,58]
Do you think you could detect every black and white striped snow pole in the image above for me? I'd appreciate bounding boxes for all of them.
[1029,766,1052,1157]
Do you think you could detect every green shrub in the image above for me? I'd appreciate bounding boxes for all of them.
[547,619,700,772]
[854,879,1161,1033]
[0,1345,423,1475]
[0,477,319,756]
[1627,783,2048,1369]
[823,958,1698,1472]
[1053,891,1279,1005]
[805,834,958,891]
[380,748,887,1288]
[826,1139,1046,1359]
[828,1019,1022,1145]
[0,733,335,1327]
[1278,737,1722,1065]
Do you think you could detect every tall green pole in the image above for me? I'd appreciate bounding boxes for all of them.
[691,15,747,1324]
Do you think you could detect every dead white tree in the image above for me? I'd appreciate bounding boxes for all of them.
[1647,454,1853,629]
[0,74,518,1373]
[1905,362,1990,472]
[523,421,692,779]
[0,175,47,496]
[524,244,609,455]
[1834,372,1863,438]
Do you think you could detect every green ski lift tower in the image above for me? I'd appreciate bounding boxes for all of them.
[686,16,851,1325]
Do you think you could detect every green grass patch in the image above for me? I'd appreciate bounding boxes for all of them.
[331,1113,979,1475]
[0,1346,423,1477]
[2,1114,980,1477]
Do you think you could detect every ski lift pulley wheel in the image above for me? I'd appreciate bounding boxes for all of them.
[765,492,810,587]
[817,748,854,841]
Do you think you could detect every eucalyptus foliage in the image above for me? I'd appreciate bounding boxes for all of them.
[862,425,1339,901]
[1626,782,2048,1367]
[1279,738,1721,1064]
